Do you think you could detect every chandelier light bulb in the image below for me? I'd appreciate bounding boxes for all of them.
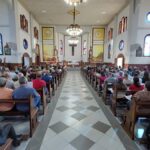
[64,0,87,6]
[68,36,79,45]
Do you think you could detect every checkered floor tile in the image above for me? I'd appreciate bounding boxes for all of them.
[40,71,127,150]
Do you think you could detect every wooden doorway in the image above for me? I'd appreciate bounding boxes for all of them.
[22,53,30,67]
[116,54,125,68]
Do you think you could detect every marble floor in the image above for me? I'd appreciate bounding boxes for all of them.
[36,71,139,150]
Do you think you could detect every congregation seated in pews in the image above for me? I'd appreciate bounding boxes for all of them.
[0,64,65,148]
[82,64,150,147]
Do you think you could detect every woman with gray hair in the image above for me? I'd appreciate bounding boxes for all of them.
[1,72,15,90]
[0,77,14,112]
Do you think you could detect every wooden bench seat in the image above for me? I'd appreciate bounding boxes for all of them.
[0,138,13,150]
[36,88,48,115]
[0,96,38,137]
[122,97,150,139]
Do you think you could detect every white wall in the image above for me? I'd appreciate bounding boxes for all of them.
[0,0,17,63]
[64,36,82,62]
[128,0,150,64]
[104,19,116,63]
[30,15,40,63]
[14,0,31,63]
[115,5,130,64]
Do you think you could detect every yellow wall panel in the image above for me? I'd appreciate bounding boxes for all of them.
[93,45,104,62]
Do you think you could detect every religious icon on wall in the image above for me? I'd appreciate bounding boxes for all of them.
[92,28,105,62]
[34,27,39,39]
[60,40,63,55]
[20,15,28,33]
[23,39,28,50]
[108,44,111,59]
[42,27,54,40]
[119,40,124,51]
[136,46,142,57]
[4,43,11,55]
[108,28,113,41]
[0,33,3,55]
[83,40,87,55]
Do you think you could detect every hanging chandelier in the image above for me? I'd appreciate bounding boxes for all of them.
[68,36,79,45]
[66,7,83,36]
[64,0,87,6]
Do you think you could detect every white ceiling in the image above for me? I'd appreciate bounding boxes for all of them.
[18,0,129,26]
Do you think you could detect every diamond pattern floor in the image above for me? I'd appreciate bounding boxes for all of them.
[40,71,126,150]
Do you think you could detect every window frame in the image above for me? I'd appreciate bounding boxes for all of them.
[0,33,3,55]
[146,12,150,22]
[143,34,150,57]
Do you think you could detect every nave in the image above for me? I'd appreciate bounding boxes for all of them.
[27,71,139,150]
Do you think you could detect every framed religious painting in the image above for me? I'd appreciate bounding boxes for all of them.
[0,33,3,55]
[119,40,124,51]
[42,27,54,40]
[93,28,105,41]
[92,28,105,62]
[42,27,54,61]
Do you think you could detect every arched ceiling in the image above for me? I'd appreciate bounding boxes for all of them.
[18,0,129,26]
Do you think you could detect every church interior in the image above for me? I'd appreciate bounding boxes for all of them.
[0,0,150,150]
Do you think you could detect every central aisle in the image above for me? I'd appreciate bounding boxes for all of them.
[40,71,129,150]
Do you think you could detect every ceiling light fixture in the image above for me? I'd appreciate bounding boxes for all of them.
[64,0,87,6]
[42,10,47,13]
[66,7,83,36]
[68,36,79,46]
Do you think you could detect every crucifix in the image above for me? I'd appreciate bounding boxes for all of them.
[69,44,77,56]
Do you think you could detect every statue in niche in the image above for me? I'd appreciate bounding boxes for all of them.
[130,43,142,57]
[4,43,11,55]
[136,46,142,57]
[108,44,111,59]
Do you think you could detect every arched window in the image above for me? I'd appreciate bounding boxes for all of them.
[0,33,3,55]
[144,34,150,56]
[121,17,125,33]
[146,12,150,22]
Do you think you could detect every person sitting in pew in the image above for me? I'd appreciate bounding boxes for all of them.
[12,77,41,112]
[133,81,150,102]
[0,77,14,112]
[42,70,53,83]
[105,73,117,84]
[0,124,28,147]
[32,72,48,94]
[2,72,15,90]
[123,73,132,87]
[129,77,144,91]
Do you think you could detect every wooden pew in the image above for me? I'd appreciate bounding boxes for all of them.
[0,96,38,137]
[0,138,13,150]
[111,86,126,116]
[102,82,113,104]
[122,97,150,140]
[36,88,48,115]
[46,81,51,98]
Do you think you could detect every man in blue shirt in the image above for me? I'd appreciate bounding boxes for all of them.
[42,70,53,83]
[12,76,41,112]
